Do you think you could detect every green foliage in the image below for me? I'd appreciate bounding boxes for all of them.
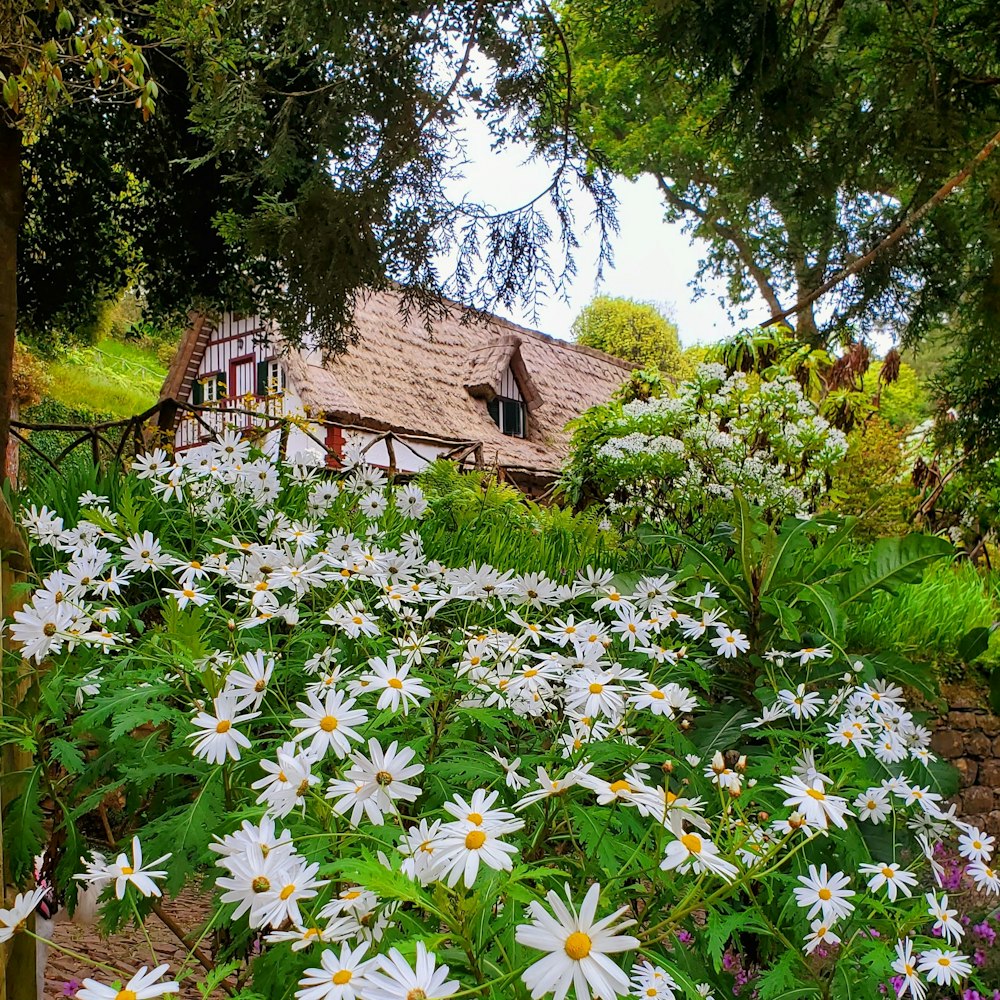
[572,295,684,378]
[827,417,913,540]
[660,492,954,661]
[416,460,653,579]
[870,362,930,431]
[17,397,115,485]
[848,562,1000,673]
[44,339,167,416]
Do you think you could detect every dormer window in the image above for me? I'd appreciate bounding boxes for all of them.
[464,333,541,440]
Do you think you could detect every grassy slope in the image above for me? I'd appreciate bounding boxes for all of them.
[44,339,168,418]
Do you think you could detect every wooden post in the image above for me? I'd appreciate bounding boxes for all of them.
[0,493,35,998]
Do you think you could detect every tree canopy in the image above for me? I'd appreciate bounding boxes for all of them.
[3,0,617,477]
[572,295,684,376]
[549,0,1000,454]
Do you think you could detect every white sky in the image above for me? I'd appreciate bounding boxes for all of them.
[442,114,769,347]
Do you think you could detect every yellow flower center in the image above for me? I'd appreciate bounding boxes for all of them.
[465,830,487,850]
[467,812,483,825]
[388,677,404,689]
[320,715,338,732]
[216,720,231,734]
[251,877,271,893]
[121,866,134,876]
[254,679,266,692]
[806,788,825,800]
[406,990,427,1000]
[588,683,603,694]
[343,891,361,900]
[332,970,352,985]
[609,780,631,794]
[564,931,592,960]
[375,770,393,786]
[279,884,295,900]
[115,991,138,1000]
[523,669,538,678]
[681,833,703,854]
[650,690,665,699]
[818,888,832,901]
[938,957,950,967]
[881,867,895,878]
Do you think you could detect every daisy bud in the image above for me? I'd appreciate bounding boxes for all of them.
[728,785,742,799]
[680,719,690,730]
[227,618,237,632]
[711,751,726,774]
[661,761,674,774]
[789,812,807,829]
[747,778,757,787]
[758,811,769,822]
[735,755,747,772]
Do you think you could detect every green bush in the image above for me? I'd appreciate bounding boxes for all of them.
[827,416,914,540]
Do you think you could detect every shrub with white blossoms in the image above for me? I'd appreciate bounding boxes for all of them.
[5,432,996,999]
[562,364,848,536]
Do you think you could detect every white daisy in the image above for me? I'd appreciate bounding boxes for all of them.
[793,865,855,925]
[296,942,373,1000]
[364,942,458,1000]
[76,964,179,1000]
[516,882,639,1000]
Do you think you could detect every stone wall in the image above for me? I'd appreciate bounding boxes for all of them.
[931,687,1000,834]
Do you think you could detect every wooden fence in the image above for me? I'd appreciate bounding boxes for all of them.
[8,397,489,483]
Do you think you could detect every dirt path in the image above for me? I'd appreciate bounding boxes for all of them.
[42,889,224,999]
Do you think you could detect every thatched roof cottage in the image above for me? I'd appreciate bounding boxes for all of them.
[161,289,631,491]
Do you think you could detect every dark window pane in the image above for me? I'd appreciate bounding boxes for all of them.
[502,399,524,437]
[487,397,500,428]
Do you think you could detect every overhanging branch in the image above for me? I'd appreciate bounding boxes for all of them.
[653,172,784,316]
[761,124,1000,329]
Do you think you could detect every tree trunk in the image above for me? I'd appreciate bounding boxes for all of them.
[0,123,22,487]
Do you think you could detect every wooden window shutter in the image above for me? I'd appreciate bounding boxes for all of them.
[256,361,268,396]
[192,378,203,404]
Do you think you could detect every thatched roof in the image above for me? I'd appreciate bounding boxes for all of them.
[286,290,631,475]
[165,289,631,477]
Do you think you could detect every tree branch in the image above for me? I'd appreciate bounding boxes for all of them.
[653,172,784,315]
[762,124,1000,329]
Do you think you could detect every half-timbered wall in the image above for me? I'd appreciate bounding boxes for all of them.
[175,312,477,474]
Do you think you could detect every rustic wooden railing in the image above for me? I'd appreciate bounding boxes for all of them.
[8,397,487,483]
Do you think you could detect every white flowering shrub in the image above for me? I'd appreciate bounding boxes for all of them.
[3,434,997,1000]
[562,364,848,536]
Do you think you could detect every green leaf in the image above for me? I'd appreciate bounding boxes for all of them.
[50,736,86,774]
[755,950,817,999]
[838,533,954,605]
[957,623,998,664]
[705,908,772,968]
[2,764,45,879]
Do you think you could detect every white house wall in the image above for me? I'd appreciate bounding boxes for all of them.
[175,312,464,474]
